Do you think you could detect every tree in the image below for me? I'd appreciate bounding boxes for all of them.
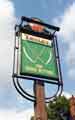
[47,96,70,120]
[31,116,34,120]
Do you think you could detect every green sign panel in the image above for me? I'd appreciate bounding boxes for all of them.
[20,33,58,80]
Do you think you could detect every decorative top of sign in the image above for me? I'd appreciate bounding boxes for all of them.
[28,18,45,32]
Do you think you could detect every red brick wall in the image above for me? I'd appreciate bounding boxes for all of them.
[69,95,75,119]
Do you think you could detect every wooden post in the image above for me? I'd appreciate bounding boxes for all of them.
[34,81,48,120]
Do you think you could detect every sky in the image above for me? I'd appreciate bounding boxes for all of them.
[0,0,75,119]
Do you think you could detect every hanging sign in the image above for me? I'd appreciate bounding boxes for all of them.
[20,33,59,80]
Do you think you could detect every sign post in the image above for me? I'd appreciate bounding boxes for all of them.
[34,81,47,120]
[12,16,63,120]
[20,32,59,120]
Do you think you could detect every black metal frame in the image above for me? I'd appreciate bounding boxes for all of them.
[12,16,63,103]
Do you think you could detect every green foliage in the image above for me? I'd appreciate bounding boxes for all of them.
[47,96,69,120]
[31,116,34,120]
